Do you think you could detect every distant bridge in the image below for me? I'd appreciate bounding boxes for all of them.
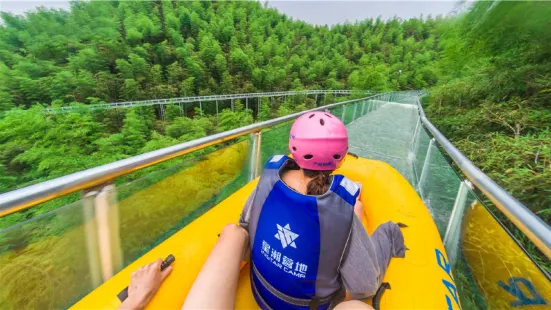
[46,89,376,114]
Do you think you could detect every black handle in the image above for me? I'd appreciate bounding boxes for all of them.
[117,254,175,302]
[372,282,391,310]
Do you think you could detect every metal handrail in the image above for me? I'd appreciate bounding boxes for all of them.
[415,96,551,259]
[0,94,382,217]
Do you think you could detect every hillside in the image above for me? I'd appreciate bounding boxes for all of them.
[0,1,440,109]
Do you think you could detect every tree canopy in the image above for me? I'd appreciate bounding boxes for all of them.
[0,1,440,110]
[0,0,441,194]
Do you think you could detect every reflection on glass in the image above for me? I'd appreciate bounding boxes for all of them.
[420,142,462,236]
[460,201,551,309]
[114,140,250,265]
[0,198,98,309]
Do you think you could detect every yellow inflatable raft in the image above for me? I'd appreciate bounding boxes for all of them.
[462,202,551,309]
[73,156,460,309]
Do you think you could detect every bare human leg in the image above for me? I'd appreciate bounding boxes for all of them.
[335,300,375,310]
[182,223,249,309]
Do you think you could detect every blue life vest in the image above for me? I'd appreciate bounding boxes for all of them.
[247,155,360,310]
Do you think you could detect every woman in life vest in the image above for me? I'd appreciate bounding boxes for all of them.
[240,111,406,309]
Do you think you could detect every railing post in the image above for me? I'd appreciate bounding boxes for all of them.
[411,116,421,145]
[443,180,472,265]
[82,190,102,288]
[341,104,346,121]
[410,123,422,188]
[361,101,366,116]
[94,184,123,281]
[417,138,435,200]
[352,103,358,121]
[249,132,262,181]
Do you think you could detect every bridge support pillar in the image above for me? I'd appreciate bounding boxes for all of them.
[159,104,165,121]
[216,100,219,117]
[257,97,261,119]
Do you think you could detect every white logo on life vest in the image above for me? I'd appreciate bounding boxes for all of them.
[275,224,299,249]
[261,240,308,278]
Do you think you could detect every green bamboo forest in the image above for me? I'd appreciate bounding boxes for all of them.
[0,1,551,309]
[0,1,550,246]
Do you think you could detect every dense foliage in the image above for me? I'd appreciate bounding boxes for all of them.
[0,0,441,194]
[427,1,551,223]
[0,0,439,108]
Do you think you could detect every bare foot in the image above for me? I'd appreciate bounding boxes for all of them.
[119,258,173,310]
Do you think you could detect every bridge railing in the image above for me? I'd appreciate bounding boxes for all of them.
[394,94,551,309]
[405,93,551,260]
[46,89,377,113]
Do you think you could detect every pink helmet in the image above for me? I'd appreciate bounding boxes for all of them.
[289,111,348,171]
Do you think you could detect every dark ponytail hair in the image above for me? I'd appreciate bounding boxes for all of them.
[285,160,333,195]
[304,169,332,195]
